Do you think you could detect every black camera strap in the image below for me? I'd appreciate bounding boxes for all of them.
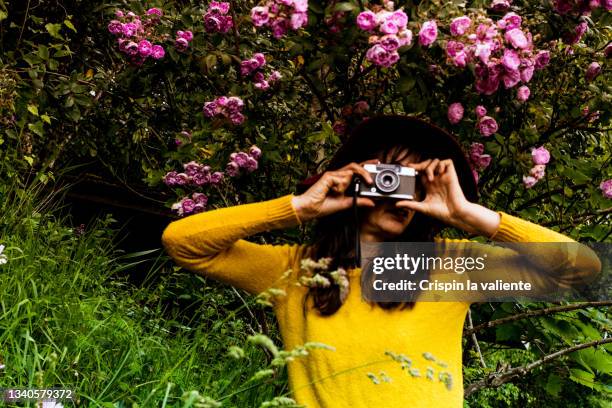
[352,178,361,269]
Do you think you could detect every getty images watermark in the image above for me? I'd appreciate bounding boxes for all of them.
[360,242,610,302]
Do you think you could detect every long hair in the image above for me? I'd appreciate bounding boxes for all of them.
[300,116,478,316]
[304,145,445,316]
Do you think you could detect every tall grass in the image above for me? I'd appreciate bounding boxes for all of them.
[0,178,290,407]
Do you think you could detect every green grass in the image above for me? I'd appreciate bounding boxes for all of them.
[0,180,291,407]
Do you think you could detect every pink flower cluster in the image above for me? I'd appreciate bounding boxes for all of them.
[585,62,602,81]
[447,102,500,137]
[553,0,611,16]
[203,96,245,125]
[226,146,262,176]
[204,2,233,34]
[600,179,612,199]
[469,142,492,183]
[251,0,309,39]
[175,30,194,52]
[490,0,513,12]
[563,21,589,45]
[107,8,167,65]
[240,53,282,90]
[171,193,209,217]
[523,146,550,188]
[163,161,225,187]
[356,3,413,67]
[444,13,550,96]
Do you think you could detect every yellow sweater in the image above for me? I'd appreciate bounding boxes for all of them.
[161,194,598,408]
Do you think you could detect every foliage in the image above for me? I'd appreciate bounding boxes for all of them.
[1,0,611,406]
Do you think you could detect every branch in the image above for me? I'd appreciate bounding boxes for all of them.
[468,309,487,368]
[515,183,588,211]
[300,68,335,122]
[464,338,612,397]
[464,301,612,337]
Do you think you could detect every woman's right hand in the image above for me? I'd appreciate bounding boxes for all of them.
[291,161,378,222]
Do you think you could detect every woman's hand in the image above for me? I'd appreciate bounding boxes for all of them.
[292,161,377,222]
[396,159,500,238]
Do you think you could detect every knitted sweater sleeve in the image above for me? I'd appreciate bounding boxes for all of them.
[442,211,601,302]
[161,194,302,295]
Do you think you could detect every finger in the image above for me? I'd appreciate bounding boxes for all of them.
[359,158,380,166]
[395,199,427,213]
[438,159,452,176]
[356,197,376,207]
[329,175,352,194]
[425,159,440,182]
[341,162,374,184]
[407,159,433,172]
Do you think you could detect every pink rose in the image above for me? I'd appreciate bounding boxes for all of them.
[534,50,550,69]
[477,154,492,169]
[251,6,270,27]
[501,48,521,70]
[450,16,472,36]
[151,45,165,59]
[290,12,308,30]
[398,29,413,47]
[490,0,512,12]
[530,164,546,180]
[500,12,521,31]
[475,105,487,118]
[447,102,464,125]
[522,175,538,188]
[531,146,550,165]
[516,85,530,102]
[505,28,529,49]
[146,8,163,16]
[380,19,399,35]
[108,20,123,35]
[380,34,401,51]
[419,20,438,47]
[178,30,194,41]
[226,161,240,177]
[249,145,262,159]
[600,179,612,199]
[478,116,499,137]
[388,10,408,29]
[137,40,152,57]
[356,11,378,31]
[585,62,601,81]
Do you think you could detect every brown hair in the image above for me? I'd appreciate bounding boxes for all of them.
[299,115,478,316]
[304,145,444,316]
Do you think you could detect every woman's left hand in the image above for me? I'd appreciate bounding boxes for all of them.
[395,159,500,237]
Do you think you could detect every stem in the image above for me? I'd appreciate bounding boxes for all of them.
[464,301,612,337]
[468,309,487,368]
[465,337,612,396]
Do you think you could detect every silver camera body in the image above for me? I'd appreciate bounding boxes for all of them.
[357,163,417,200]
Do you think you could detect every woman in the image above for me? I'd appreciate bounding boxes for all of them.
[161,115,600,408]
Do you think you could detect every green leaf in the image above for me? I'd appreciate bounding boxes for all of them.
[64,19,76,32]
[544,373,562,396]
[27,104,39,116]
[334,2,357,12]
[38,45,49,60]
[45,23,63,39]
[27,122,44,137]
[41,114,51,124]
[571,348,612,375]
[569,368,595,389]
[495,324,521,342]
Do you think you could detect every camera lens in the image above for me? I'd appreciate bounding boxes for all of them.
[375,169,400,193]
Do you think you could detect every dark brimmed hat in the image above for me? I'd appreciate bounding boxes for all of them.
[297,114,478,202]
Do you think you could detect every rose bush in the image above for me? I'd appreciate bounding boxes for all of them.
[1,0,610,405]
